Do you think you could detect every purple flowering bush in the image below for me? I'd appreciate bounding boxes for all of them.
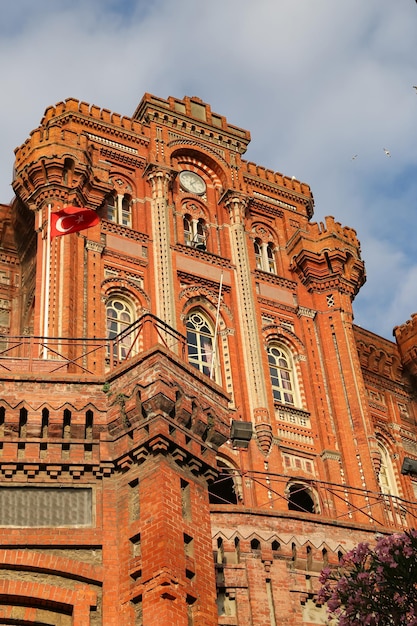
[318,530,417,625]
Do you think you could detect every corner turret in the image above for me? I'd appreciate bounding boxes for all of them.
[394,313,417,379]
[287,215,366,298]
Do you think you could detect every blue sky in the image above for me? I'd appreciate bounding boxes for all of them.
[1,0,416,340]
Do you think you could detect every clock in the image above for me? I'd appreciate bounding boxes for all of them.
[179,171,206,195]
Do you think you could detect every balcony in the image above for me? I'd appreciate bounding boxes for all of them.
[0,313,187,378]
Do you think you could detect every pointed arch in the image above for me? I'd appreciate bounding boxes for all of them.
[181,202,208,250]
[376,438,399,496]
[263,327,306,409]
[185,308,221,383]
[286,480,320,514]
[267,344,297,406]
[105,293,140,360]
[209,456,243,505]
[251,222,279,274]
[181,287,234,385]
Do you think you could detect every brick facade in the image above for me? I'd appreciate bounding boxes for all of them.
[0,93,416,624]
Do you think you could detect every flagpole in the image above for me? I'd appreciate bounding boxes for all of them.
[210,271,223,380]
[43,203,51,359]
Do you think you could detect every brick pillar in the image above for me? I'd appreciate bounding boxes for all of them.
[139,454,218,626]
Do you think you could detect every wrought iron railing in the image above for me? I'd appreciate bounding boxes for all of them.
[210,469,417,531]
[0,313,187,376]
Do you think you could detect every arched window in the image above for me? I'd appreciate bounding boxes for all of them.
[209,462,238,505]
[254,239,263,269]
[106,297,136,360]
[266,242,276,273]
[287,482,317,514]
[105,193,132,227]
[185,309,220,381]
[184,214,193,245]
[253,238,276,273]
[267,344,296,406]
[183,215,207,250]
[378,442,398,496]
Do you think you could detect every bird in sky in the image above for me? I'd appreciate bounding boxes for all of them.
[383,148,391,157]
[413,86,417,92]
[352,154,358,160]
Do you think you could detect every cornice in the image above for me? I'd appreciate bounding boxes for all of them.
[103,249,148,268]
[0,253,19,266]
[101,220,149,242]
[245,178,314,216]
[254,269,297,291]
[249,198,284,219]
[175,243,233,268]
[177,270,231,294]
[362,370,408,396]
[54,112,150,147]
[257,297,297,314]
[98,146,147,169]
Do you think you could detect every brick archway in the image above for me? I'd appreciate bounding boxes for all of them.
[0,580,97,626]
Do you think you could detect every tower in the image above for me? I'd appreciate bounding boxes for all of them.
[0,93,416,624]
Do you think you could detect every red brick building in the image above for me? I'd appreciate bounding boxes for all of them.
[0,93,416,625]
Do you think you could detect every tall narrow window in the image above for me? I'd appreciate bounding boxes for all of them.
[254,239,276,273]
[183,215,206,250]
[185,310,219,381]
[268,345,296,405]
[63,409,71,439]
[267,242,276,273]
[41,408,49,438]
[106,297,136,360]
[121,195,131,227]
[19,408,28,438]
[184,215,193,245]
[106,194,117,222]
[105,193,132,227]
[254,239,263,269]
[378,442,398,496]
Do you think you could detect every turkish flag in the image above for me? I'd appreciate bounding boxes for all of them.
[50,206,100,238]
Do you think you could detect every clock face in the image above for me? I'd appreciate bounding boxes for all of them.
[179,171,206,195]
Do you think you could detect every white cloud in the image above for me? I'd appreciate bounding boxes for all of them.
[1,0,417,339]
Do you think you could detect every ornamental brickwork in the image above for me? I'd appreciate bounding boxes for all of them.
[0,93,416,624]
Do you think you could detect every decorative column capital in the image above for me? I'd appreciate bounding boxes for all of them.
[145,164,176,190]
[85,240,105,254]
[222,191,250,225]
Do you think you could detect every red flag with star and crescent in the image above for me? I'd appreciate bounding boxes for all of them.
[50,206,100,238]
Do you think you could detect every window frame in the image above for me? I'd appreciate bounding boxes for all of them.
[106,296,136,360]
[185,309,221,382]
[253,238,277,273]
[183,214,207,250]
[106,193,132,228]
[377,441,399,497]
[267,343,297,406]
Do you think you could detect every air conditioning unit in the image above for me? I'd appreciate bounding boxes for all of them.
[230,420,252,449]
[401,457,417,476]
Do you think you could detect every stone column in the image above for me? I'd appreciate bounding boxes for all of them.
[146,167,177,335]
[225,193,270,434]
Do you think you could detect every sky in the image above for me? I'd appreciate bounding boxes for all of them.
[1,0,416,340]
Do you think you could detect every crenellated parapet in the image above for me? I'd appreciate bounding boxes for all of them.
[353,325,404,383]
[287,216,366,297]
[243,161,315,218]
[13,128,112,210]
[11,97,147,211]
[394,313,417,379]
[40,97,143,134]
